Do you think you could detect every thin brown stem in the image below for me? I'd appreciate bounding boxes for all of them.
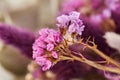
[81,43,120,68]
[70,54,120,74]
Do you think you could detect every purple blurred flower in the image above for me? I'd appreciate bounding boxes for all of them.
[104,64,120,80]
[108,0,120,34]
[105,0,120,13]
[90,0,104,9]
[57,11,85,35]
[60,0,84,14]
[51,61,88,80]
[60,0,114,27]
[0,23,35,58]
[90,9,111,24]
[104,72,120,80]
[32,28,62,71]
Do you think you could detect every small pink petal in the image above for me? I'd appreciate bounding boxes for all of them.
[69,11,80,19]
[42,60,52,71]
[35,57,52,71]
[47,43,54,51]
[52,51,58,59]
[32,48,44,59]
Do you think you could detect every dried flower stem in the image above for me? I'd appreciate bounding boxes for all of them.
[81,43,120,68]
[59,38,120,74]
[70,54,120,74]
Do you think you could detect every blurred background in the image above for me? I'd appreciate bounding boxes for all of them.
[0,0,63,80]
[0,0,120,80]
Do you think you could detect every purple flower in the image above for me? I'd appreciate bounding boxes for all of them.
[105,0,120,12]
[104,72,120,80]
[90,0,104,9]
[107,0,120,34]
[32,28,62,71]
[51,60,93,80]
[46,43,54,51]
[56,15,69,28]
[32,48,44,59]
[90,9,111,24]
[35,57,52,71]
[57,11,85,35]
[0,23,35,58]
[60,0,84,14]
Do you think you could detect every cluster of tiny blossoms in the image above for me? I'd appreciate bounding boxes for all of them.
[32,11,85,71]
[32,28,62,70]
[57,11,85,35]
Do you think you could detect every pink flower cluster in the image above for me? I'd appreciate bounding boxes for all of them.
[33,11,85,71]
[32,28,62,71]
[57,11,85,35]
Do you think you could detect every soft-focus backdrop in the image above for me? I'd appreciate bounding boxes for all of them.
[0,0,63,80]
[0,0,120,80]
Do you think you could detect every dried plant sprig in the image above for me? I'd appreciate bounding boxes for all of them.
[50,36,120,74]
[33,11,120,75]
[53,37,120,74]
[81,42,120,68]
[70,53,120,74]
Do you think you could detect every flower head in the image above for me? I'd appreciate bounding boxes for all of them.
[32,28,62,71]
[57,11,85,35]
[35,56,52,71]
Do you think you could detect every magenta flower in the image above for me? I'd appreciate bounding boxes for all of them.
[105,0,120,12]
[35,57,52,71]
[90,9,111,24]
[32,28,62,71]
[46,43,54,51]
[57,11,85,35]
